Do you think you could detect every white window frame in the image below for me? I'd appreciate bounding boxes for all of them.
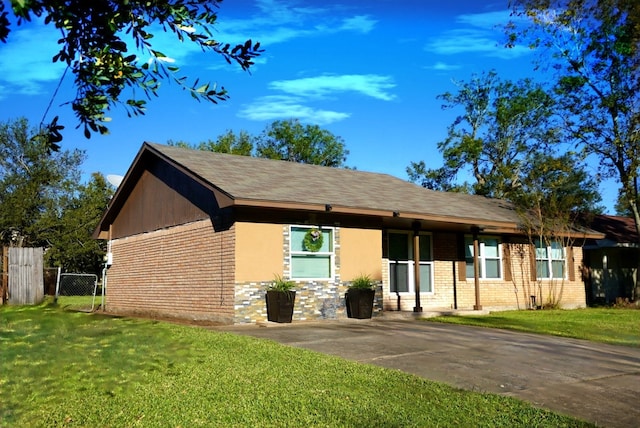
[535,240,566,280]
[388,231,434,294]
[289,225,335,281]
[465,236,503,280]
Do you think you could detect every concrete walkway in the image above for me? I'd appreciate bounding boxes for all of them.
[215,317,640,428]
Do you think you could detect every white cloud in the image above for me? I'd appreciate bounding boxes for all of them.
[425,10,530,59]
[425,62,461,71]
[456,10,512,29]
[269,74,396,101]
[238,95,350,125]
[216,1,377,46]
[339,15,377,33]
[0,21,66,94]
[241,73,394,125]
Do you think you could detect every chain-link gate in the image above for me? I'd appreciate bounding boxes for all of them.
[55,273,99,311]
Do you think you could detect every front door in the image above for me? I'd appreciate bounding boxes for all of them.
[388,232,432,294]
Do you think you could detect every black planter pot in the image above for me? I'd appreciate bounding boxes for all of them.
[346,288,375,319]
[266,290,296,323]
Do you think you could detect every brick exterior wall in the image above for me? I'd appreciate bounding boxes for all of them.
[381,232,587,312]
[106,219,236,324]
[107,219,586,325]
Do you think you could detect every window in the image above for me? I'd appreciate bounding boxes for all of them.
[388,232,433,293]
[535,240,565,279]
[465,236,502,279]
[290,226,334,279]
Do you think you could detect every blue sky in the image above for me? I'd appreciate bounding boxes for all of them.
[0,0,617,212]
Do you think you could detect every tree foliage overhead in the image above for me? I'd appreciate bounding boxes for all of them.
[507,0,640,299]
[0,0,262,144]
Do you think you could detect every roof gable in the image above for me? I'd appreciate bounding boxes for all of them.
[145,143,520,227]
[96,142,547,239]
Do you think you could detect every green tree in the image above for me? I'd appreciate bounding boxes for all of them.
[176,120,349,167]
[0,1,262,144]
[406,160,469,193]
[0,117,84,247]
[197,130,254,156]
[168,130,254,155]
[513,152,602,308]
[40,173,113,274]
[255,119,348,167]
[508,0,640,300]
[408,71,561,199]
[614,190,633,217]
[514,152,603,229]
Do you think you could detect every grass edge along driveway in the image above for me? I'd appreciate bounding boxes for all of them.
[1,301,595,427]
[426,307,640,347]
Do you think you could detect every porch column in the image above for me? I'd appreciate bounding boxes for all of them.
[472,227,482,310]
[413,223,422,313]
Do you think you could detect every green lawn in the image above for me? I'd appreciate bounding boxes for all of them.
[0,301,594,427]
[55,294,102,311]
[427,308,640,347]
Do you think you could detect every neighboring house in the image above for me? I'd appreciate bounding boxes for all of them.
[94,143,601,324]
[582,215,639,304]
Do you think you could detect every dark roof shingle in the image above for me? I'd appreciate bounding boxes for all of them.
[148,143,520,226]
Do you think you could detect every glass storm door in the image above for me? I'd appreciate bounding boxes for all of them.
[389,232,432,294]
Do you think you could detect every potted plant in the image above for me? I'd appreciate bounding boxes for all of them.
[266,275,296,323]
[346,274,376,319]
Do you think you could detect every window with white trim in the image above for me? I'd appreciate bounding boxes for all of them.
[465,236,502,279]
[535,240,565,279]
[290,226,334,280]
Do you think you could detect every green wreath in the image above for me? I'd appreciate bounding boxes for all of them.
[303,228,323,252]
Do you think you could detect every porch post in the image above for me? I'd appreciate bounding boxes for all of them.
[472,227,482,310]
[413,222,422,312]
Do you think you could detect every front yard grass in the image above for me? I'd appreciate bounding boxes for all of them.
[1,301,593,427]
[427,307,640,347]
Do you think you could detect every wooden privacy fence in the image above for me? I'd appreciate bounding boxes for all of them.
[1,247,44,305]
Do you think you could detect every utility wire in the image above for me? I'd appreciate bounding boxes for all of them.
[40,65,69,129]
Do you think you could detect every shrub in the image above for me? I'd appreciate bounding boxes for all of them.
[268,275,296,292]
[349,274,374,290]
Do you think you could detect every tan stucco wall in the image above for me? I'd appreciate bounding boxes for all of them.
[235,222,284,282]
[339,228,382,281]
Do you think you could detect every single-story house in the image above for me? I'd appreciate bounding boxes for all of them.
[582,214,639,304]
[94,143,602,324]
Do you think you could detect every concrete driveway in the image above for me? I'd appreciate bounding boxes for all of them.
[216,318,640,428]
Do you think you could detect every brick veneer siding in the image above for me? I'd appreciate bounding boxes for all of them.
[382,232,587,312]
[106,219,236,324]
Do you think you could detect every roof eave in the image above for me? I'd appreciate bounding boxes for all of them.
[232,198,520,231]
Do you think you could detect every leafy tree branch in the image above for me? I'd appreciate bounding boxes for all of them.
[1,1,262,144]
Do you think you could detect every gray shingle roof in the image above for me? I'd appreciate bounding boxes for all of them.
[147,143,520,227]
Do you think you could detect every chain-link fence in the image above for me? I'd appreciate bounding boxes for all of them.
[55,273,100,312]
